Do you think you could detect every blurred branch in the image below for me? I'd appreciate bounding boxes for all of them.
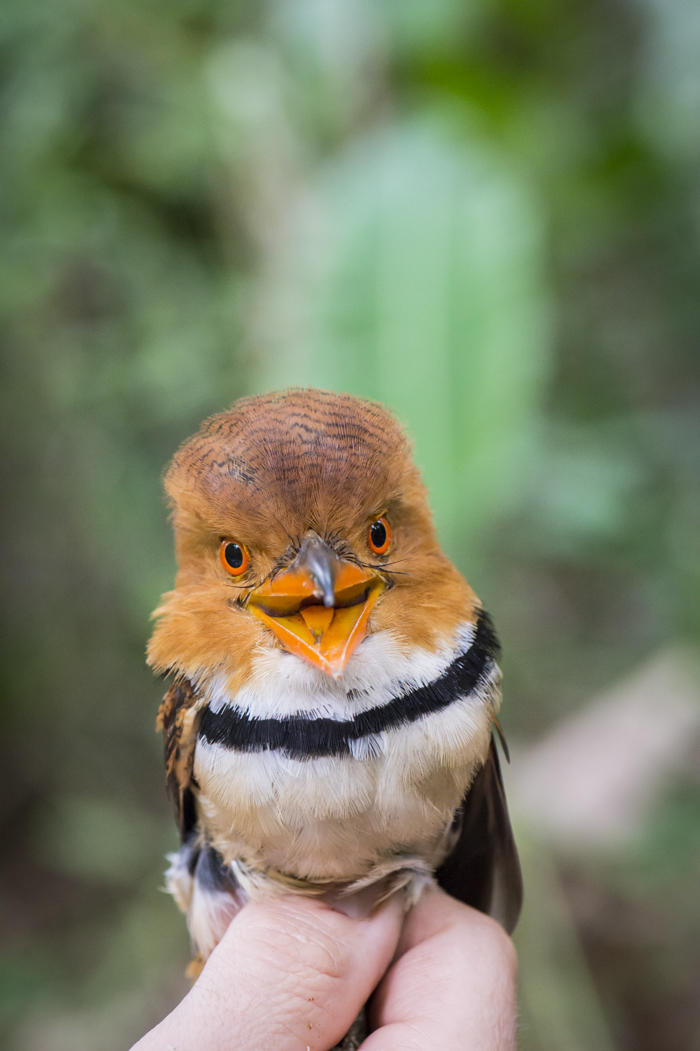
[512,648,700,849]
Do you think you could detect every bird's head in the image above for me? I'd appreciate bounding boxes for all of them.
[148,390,476,691]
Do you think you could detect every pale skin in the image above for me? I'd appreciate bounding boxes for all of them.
[132,887,517,1051]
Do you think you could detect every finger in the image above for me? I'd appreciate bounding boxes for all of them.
[134,893,403,1051]
[362,887,517,1051]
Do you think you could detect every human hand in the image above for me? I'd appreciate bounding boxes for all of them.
[131,886,517,1050]
[363,886,517,1050]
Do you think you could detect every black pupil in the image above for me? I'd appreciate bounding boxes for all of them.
[224,543,244,569]
[370,520,387,549]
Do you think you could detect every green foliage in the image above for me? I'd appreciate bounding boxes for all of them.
[254,114,550,551]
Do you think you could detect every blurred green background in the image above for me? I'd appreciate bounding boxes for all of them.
[2,1,699,1048]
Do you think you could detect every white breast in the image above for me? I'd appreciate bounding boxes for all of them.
[193,626,499,884]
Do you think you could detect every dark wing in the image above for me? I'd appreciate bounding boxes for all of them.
[155,677,203,840]
[436,734,523,933]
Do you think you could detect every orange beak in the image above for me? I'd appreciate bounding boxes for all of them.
[247,533,384,678]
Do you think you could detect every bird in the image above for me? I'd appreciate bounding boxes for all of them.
[149,388,522,992]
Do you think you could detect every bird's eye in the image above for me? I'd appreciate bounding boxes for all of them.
[219,540,250,576]
[368,516,391,555]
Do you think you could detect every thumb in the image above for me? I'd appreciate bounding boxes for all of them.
[135,893,404,1051]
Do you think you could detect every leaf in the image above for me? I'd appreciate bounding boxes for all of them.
[253,114,551,558]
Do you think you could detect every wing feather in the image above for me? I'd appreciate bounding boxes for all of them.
[156,677,203,840]
[436,735,523,933]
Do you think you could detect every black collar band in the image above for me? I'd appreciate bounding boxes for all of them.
[198,608,500,760]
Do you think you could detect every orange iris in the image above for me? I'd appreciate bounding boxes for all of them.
[219,540,250,576]
[368,516,391,555]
